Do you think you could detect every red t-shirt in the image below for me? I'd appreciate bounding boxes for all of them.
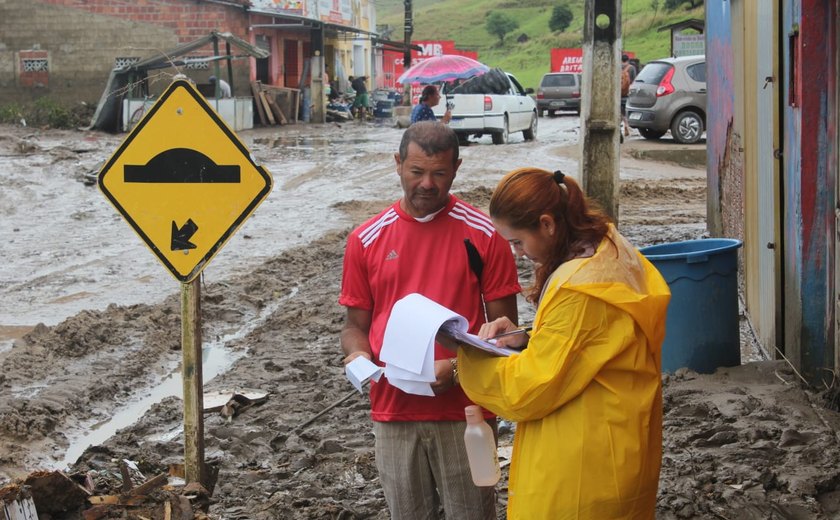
[339,195,521,421]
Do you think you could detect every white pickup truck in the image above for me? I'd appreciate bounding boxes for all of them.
[433,69,538,145]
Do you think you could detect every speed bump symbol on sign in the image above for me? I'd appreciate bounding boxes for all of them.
[98,80,273,282]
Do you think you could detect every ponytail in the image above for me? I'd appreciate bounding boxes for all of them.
[490,168,612,302]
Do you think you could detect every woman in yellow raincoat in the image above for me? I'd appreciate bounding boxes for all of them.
[457,168,670,519]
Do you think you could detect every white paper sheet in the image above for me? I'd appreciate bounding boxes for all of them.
[345,356,383,393]
[380,293,468,395]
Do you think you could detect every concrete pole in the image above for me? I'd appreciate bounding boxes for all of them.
[403,0,413,106]
[311,52,325,124]
[580,0,622,223]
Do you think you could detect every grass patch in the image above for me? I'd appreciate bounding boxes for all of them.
[0,98,95,129]
[377,0,704,90]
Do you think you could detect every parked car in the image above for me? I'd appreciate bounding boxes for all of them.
[536,72,581,116]
[435,69,538,145]
[626,56,706,144]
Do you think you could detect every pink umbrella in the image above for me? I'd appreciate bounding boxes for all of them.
[397,55,490,85]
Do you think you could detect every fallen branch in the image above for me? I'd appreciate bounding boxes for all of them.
[294,385,365,433]
[773,346,809,386]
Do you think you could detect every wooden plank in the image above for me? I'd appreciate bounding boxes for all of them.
[82,505,111,520]
[88,496,120,505]
[249,81,268,126]
[118,460,132,493]
[266,95,288,125]
[0,495,38,520]
[129,473,168,496]
[258,91,276,125]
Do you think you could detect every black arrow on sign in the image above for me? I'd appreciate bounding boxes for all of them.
[172,219,198,251]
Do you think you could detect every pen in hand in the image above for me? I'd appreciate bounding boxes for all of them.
[489,326,533,341]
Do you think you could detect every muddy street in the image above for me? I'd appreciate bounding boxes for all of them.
[1,118,839,520]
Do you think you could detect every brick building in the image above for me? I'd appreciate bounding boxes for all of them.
[0,0,377,118]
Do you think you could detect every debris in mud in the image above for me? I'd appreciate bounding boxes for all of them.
[0,462,216,520]
[203,389,269,422]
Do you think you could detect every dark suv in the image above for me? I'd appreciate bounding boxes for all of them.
[536,72,581,116]
[626,56,706,144]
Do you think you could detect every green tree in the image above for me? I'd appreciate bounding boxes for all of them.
[648,0,661,28]
[549,4,574,33]
[485,11,519,45]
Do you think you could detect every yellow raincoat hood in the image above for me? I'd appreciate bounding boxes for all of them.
[459,225,670,519]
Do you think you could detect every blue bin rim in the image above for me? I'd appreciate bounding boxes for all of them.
[639,238,743,260]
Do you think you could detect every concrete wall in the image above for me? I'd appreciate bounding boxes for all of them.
[0,0,251,104]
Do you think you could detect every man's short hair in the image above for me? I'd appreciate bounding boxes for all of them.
[399,121,459,166]
[622,54,629,62]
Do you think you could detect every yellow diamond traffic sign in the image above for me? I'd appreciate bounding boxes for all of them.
[98,79,273,282]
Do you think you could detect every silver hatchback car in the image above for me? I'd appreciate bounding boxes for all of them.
[626,56,706,144]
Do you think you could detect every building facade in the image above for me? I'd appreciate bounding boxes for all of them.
[0,0,376,114]
[706,0,839,383]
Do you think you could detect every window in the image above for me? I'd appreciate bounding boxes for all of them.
[686,62,706,83]
[22,59,48,72]
[19,50,49,87]
[184,60,209,70]
[541,74,576,87]
[114,57,140,70]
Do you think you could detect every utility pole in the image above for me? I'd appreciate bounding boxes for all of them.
[580,0,622,222]
[403,0,413,106]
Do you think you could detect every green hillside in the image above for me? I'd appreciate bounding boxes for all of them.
[375,0,704,90]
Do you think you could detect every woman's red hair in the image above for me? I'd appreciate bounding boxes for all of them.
[489,168,613,303]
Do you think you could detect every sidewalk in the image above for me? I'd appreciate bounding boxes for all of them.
[621,133,706,169]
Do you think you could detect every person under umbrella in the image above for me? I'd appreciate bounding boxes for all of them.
[410,85,452,125]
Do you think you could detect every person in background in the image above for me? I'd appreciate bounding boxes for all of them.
[323,65,331,99]
[350,75,369,120]
[620,53,637,137]
[208,75,231,98]
[455,167,670,519]
[410,85,452,125]
[339,121,520,519]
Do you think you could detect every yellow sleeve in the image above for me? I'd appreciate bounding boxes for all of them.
[458,290,637,422]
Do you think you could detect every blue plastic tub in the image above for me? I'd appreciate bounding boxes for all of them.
[639,238,743,373]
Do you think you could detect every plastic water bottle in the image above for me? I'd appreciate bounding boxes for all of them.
[463,405,501,487]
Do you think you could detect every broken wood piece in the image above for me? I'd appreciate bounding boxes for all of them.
[164,499,172,520]
[258,91,276,125]
[250,81,268,125]
[119,460,133,493]
[23,470,89,514]
[87,495,120,505]
[129,473,168,496]
[0,485,38,520]
[82,505,111,520]
[266,95,288,124]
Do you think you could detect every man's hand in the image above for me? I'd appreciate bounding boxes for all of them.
[442,109,452,124]
[435,332,460,352]
[430,358,458,395]
[341,307,374,365]
[342,350,372,366]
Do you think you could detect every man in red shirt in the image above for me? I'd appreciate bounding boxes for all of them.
[339,121,520,519]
